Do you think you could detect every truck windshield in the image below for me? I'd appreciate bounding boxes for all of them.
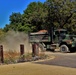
[55,30,67,35]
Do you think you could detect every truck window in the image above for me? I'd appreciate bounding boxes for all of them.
[55,30,67,35]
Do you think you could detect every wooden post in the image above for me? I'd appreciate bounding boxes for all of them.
[32,43,39,57]
[20,44,24,55]
[32,43,35,57]
[35,43,39,56]
[0,45,4,63]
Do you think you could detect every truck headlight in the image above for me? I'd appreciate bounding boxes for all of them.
[66,40,72,44]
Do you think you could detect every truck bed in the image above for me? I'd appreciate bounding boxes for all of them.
[29,32,50,43]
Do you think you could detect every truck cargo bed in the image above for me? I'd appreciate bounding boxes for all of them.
[29,32,50,43]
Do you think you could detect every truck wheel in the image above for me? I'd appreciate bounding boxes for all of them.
[60,45,69,53]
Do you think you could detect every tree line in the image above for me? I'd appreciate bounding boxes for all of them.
[1,0,76,34]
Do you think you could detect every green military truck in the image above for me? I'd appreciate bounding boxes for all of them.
[29,29,76,52]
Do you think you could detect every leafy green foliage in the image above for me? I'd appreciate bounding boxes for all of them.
[46,0,76,32]
[23,2,47,31]
[3,0,76,34]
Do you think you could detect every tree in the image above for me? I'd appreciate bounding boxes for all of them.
[23,2,47,32]
[4,1,48,32]
[45,0,76,33]
[9,12,22,31]
[4,12,22,32]
[4,0,76,33]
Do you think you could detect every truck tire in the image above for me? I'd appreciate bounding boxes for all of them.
[60,45,69,53]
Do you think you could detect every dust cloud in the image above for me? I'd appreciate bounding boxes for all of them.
[0,31,32,53]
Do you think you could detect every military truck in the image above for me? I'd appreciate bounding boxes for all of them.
[29,29,76,52]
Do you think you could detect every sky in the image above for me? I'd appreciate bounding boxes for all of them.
[0,0,46,28]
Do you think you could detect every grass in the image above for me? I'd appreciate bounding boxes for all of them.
[4,50,19,64]
[4,51,48,64]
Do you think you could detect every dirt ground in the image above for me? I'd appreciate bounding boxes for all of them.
[0,62,76,75]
